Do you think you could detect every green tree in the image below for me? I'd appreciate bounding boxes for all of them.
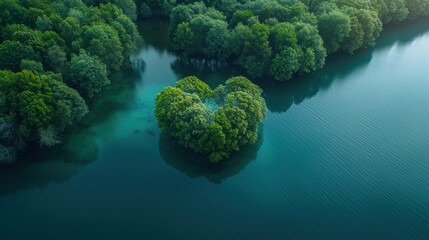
[0,70,86,148]
[83,24,124,71]
[20,59,44,73]
[0,40,39,71]
[114,0,137,21]
[341,15,364,53]
[46,75,88,129]
[36,15,53,32]
[230,10,254,27]
[232,23,272,78]
[372,0,408,23]
[317,10,351,53]
[174,22,195,53]
[176,76,214,101]
[0,70,53,137]
[199,121,227,162]
[169,2,206,39]
[270,47,300,81]
[294,22,327,72]
[406,0,429,19]
[46,45,67,73]
[140,3,153,18]
[111,15,141,63]
[204,20,232,59]
[59,17,82,45]
[67,51,109,98]
[0,0,26,27]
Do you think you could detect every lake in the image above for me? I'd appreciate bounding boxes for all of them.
[0,19,428,240]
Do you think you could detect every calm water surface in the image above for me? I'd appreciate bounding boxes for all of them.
[0,19,428,240]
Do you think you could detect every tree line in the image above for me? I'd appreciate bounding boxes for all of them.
[152,0,429,81]
[0,0,141,163]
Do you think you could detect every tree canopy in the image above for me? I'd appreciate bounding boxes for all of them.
[165,0,428,81]
[0,0,141,163]
[0,70,88,163]
[155,76,267,162]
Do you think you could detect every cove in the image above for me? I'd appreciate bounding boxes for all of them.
[0,19,428,239]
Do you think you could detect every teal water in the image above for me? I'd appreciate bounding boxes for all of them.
[0,19,428,239]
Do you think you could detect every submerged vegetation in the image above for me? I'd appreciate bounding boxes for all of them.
[155,76,267,162]
[0,0,141,163]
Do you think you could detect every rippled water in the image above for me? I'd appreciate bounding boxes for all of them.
[0,19,428,240]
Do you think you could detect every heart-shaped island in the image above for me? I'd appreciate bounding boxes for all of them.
[155,76,267,162]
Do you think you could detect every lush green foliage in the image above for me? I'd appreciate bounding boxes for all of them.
[155,76,267,162]
[67,51,109,98]
[166,0,429,81]
[0,0,141,73]
[0,70,88,163]
[0,0,141,163]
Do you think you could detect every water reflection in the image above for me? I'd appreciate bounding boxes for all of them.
[0,129,98,196]
[259,50,373,113]
[0,67,143,196]
[167,18,429,114]
[160,127,264,184]
[261,19,429,112]
[376,18,429,49]
[131,58,146,75]
[137,18,171,54]
[85,70,140,124]
[171,57,241,80]
[169,50,374,113]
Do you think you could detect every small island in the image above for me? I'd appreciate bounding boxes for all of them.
[155,76,267,162]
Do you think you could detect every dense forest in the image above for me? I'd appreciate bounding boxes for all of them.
[96,0,428,81]
[0,0,141,163]
[1,0,429,163]
[165,0,429,80]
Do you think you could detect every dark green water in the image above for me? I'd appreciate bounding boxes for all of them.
[1,19,428,239]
